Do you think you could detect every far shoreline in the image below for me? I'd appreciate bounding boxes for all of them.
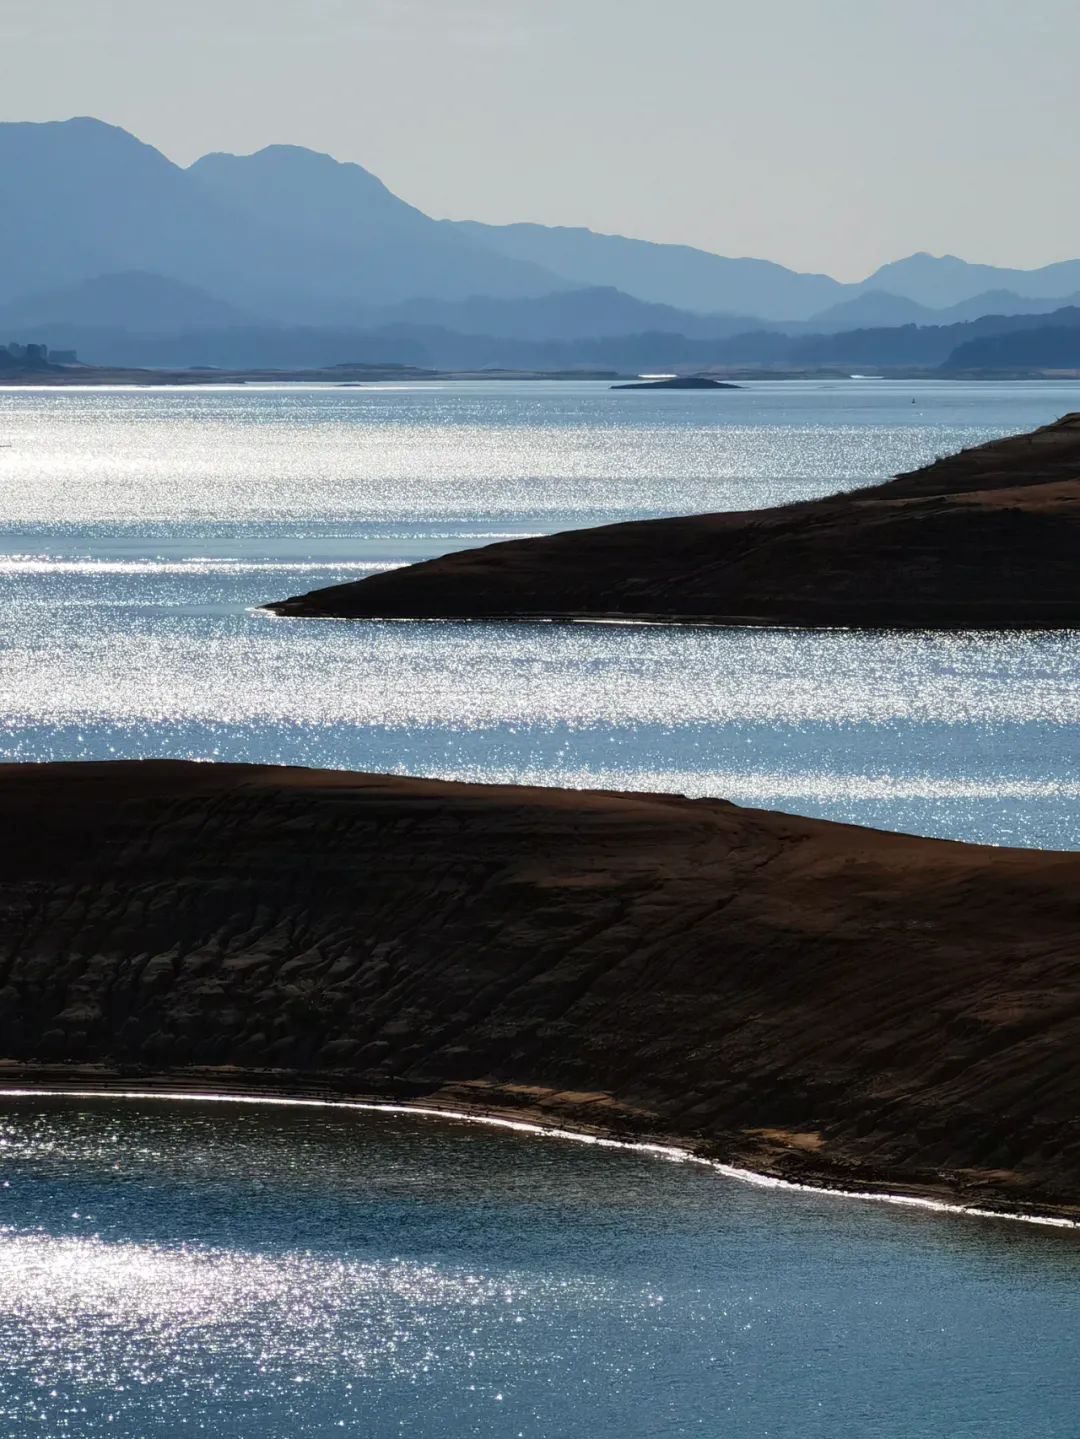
[3,365,1079,386]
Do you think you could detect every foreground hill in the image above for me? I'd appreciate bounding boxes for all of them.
[1,759,1078,1221]
[267,415,1080,629]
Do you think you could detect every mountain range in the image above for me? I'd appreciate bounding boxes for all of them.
[5,116,1080,370]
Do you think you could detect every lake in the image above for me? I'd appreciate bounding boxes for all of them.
[1,378,1078,1436]
[1,378,1079,846]
[1,1094,1078,1439]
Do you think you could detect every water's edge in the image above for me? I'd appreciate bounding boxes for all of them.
[2,1067,1076,1232]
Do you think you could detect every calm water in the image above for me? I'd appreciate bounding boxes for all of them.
[2,380,1080,1436]
[1,378,1079,846]
[0,1095,1078,1439]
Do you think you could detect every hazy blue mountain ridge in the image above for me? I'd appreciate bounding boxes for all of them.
[366,286,762,340]
[5,116,1080,364]
[452,225,1080,321]
[947,323,1080,370]
[0,271,762,347]
[0,271,259,332]
[22,300,1080,374]
[187,145,568,310]
[861,252,1080,307]
[0,117,569,316]
[451,219,847,320]
[801,287,1080,332]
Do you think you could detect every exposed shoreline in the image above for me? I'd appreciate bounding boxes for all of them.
[267,414,1080,628]
[3,1074,1077,1230]
[2,759,1080,1225]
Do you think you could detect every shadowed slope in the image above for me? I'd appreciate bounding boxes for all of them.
[267,415,1080,628]
[2,760,1080,1219]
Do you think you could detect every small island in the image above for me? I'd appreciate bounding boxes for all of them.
[266,414,1080,628]
[1,758,1079,1221]
[611,375,741,390]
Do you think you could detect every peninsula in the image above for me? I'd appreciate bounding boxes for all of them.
[266,414,1080,627]
[2,759,1079,1222]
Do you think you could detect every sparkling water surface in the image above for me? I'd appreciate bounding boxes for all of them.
[2,380,1079,1437]
[2,378,1079,845]
[1,1096,1078,1439]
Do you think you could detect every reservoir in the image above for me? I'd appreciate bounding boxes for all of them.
[1,1094,1078,1438]
[1,378,1078,1435]
[1,378,1078,847]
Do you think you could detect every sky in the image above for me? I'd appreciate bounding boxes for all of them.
[1,0,1077,280]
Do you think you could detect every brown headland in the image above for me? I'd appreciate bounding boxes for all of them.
[266,413,1080,628]
[3,759,1080,1221]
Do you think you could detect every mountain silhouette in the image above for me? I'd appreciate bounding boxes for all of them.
[860,252,1080,308]
[804,287,1080,332]
[947,320,1080,370]
[369,286,759,340]
[451,220,846,320]
[0,271,259,332]
[0,118,288,310]
[6,117,1080,363]
[188,144,566,311]
[0,118,568,318]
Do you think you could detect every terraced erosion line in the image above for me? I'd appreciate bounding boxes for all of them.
[2,760,1079,1222]
[265,413,1080,628]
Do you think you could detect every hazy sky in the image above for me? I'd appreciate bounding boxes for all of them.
[2,0,1077,280]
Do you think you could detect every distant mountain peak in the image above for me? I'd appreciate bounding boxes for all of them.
[18,114,136,136]
[189,142,403,220]
[452,219,844,319]
[0,114,172,159]
[5,114,1080,346]
[193,142,383,177]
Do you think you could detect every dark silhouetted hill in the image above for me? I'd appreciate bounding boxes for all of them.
[23,301,1080,374]
[783,307,1080,368]
[20,308,1080,374]
[946,321,1080,370]
[803,287,1080,331]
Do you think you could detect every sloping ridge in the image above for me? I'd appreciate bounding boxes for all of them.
[2,760,1080,1220]
[267,415,1080,628]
